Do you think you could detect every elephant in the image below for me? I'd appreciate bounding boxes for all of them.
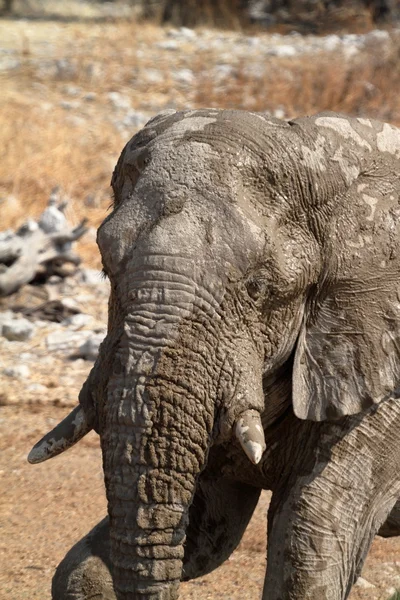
[29,108,400,600]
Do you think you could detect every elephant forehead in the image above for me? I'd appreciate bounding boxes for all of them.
[98,191,264,285]
[164,114,219,136]
[376,123,400,158]
[315,116,373,151]
[299,134,328,172]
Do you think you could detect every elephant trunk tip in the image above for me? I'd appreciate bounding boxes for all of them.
[111,552,182,599]
[114,577,180,600]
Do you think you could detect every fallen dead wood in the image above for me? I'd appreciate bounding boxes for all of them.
[0,190,88,297]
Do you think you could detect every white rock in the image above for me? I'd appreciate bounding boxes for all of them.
[213,64,236,80]
[167,26,196,40]
[114,111,150,134]
[266,45,298,58]
[63,84,81,96]
[68,358,87,369]
[46,330,89,353]
[246,36,261,48]
[0,310,14,328]
[323,35,341,52]
[108,91,131,111]
[3,365,31,379]
[60,298,80,312]
[35,319,53,329]
[38,202,68,234]
[143,68,164,85]
[354,577,375,589]
[273,107,286,119]
[180,27,196,39]
[366,29,390,42]
[78,334,104,361]
[386,587,397,596]
[76,268,102,285]
[156,40,179,51]
[47,275,63,284]
[0,229,14,242]
[342,33,363,45]
[173,68,195,85]
[62,313,94,330]
[124,110,149,129]
[65,115,87,128]
[60,100,80,111]
[2,318,35,341]
[0,57,21,72]
[27,383,48,393]
[83,92,97,102]
[55,58,76,79]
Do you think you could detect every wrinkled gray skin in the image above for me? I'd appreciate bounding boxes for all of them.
[49,109,400,600]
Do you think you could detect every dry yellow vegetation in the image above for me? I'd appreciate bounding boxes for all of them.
[196,41,400,119]
[1,17,399,268]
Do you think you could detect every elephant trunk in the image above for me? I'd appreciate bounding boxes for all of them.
[104,384,211,599]
[101,271,215,599]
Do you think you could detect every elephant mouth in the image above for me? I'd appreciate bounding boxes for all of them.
[28,390,266,468]
[27,332,266,464]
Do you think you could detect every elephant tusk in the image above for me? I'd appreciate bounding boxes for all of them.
[235,409,266,465]
[27,405,93,464]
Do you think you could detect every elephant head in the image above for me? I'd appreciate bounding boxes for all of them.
[29,109,400,599]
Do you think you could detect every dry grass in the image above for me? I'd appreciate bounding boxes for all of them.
[0,95,117,267]
[0,99,115,217]
[0,20,192,236]
[1,18,400,267]
[194,37,400,122]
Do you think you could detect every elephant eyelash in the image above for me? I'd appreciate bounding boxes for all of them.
[100,268,109,280]
[246,279,263,300]
[108,188,116,210]
[245,275,270,301]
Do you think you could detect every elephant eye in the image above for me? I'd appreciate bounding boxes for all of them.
[246,278,264,301]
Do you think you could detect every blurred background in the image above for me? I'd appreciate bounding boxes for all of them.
[1,0,400,267]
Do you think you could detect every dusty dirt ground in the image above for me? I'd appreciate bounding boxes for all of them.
[1,408,400,600]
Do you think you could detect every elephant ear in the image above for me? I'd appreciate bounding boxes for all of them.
[289,113,400,420]
[292,282,400,421]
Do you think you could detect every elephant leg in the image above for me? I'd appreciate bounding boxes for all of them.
[262,402,400,600]
[378,499,400,538]
[182,475,261,580]
[52,517,114,600]
[52,477,261,598]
